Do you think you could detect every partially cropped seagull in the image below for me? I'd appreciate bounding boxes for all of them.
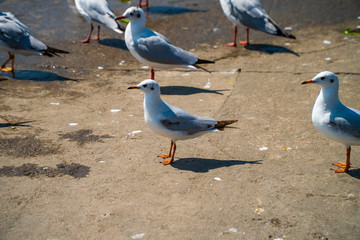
[0,12,69,77]
[128,79,237,165]
[116,7,214,80]
[74,0,125,43]
[302,71,360,173]
[219,0,296,46]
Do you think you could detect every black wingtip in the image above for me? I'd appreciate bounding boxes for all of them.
[196,58,215,64]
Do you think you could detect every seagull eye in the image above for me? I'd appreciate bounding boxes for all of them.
[151,87,154,90]
[137,13,141,18]
[130,12,134,16]
[320,77,325,80]
[330,79,334,83]
[143,84,147,88]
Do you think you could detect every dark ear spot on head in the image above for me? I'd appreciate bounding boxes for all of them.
[320,77,325,80]
[330,79,334,83]
[137,13,141,18]
[151,87,154,90]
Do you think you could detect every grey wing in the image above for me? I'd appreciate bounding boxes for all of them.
[0,12,47,52]
[134,29,197,65]
[329,108,360,138]
[83,0,120,31]
[160,105,217,135]
[231,0,279,34]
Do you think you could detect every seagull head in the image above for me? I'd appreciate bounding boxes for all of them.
[116,7,145,23]
[301,71,339,89]
[128,79,161,95]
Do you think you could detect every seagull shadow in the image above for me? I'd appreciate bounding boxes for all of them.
[145,6,202,15]
[98,38,128,50]
[171,158,262,173]
[244,44,299,56]
[347,168,360,180]
[160,86,229,96]
[0,120,35,128]
[1,70,75,82]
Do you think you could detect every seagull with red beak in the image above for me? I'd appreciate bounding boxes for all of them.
[302,71,360,173]
[116,7,214,80]
[128,79,237,165]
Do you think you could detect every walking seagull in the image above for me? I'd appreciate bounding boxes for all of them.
[219,0,295,46]
[0,12,69,77]
[128,79,237,165]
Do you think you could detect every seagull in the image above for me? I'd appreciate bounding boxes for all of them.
[74,0,125,43]
[128,79,238,165]
[302,71,360,173]
[0,12,69,77]
[116,7,214,80]
[219,0,296,46]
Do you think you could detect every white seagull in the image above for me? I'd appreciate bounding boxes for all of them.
[302,71,360,173]
[128,79,237,165]
[116,7,214,80]
[219,0,295,46]
[0,12,69,77]
[74,0,125,43]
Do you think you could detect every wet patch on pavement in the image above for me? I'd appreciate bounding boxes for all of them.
[59,129,113,147]
[0,163,90,178]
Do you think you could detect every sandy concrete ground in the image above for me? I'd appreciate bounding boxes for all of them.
[0,0,360,239]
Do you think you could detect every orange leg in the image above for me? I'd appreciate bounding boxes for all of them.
[91,26,101,41]
[150,68,155,80]
[240,28,249,45]
[1,52,15,76]
[331,146,351,173]
[226,26,237,47]
[160,140,176,165]
[139,0,149,8]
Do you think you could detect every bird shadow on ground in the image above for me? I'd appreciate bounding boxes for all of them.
[170,158,262,173]
[1,71,76,82]
[244,44,299,56]
[0,120,35,128]
[99,38,128,50]
[145,6,203,15]
[160,86,229,96]
[347,168,360,180]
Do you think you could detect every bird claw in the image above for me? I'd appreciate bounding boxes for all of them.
[158,154,170,159]
[0,67,13,73]
[332,161,348,168]
[225,42,237,47]
[331,168,348,173]
[161,159,172,165]
[240,40,249,45]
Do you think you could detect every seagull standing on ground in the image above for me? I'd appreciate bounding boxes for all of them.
[219,0,295,46]
[302,71,360,173]
[116,7,214,80]
[128,79,237,165]
[0,12,69,77]
[74,0,125,43]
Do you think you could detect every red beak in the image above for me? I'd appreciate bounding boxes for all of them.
[301,79,315,85]
[128,86,140,89]
[115,16,125,21]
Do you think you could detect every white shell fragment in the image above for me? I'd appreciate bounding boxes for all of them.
[131,233,145,239]
[69,123,78,126]
[214,177,222,181]
[110,109,122,113]
[203,79,211,89]
[259,147,268,151]
[323,40,331,44]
